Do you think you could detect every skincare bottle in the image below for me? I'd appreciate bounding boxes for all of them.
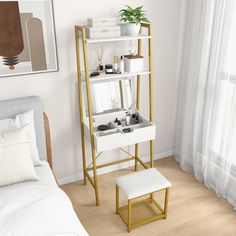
[119,56,124,73]
[117,120,122,127]
[121,118,126,127]
[125,112,131,125]
[113,56,118,73]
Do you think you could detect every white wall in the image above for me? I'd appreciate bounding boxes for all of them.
[0,0,186,184]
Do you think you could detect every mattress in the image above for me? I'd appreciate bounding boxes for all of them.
[0,161,89,236]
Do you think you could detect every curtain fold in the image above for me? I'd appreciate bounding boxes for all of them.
[175,0,236,209]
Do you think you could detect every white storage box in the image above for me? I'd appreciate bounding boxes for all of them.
[85,26,121,39]
[84,110,156,152]
[88,18,117,27]
[124,55,144,72]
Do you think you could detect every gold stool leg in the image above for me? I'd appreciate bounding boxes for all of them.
[116,185,119,215]
[164,188,169,219]
[128,200,132,232]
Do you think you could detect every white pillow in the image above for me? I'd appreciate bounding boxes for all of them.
[0,124,39,187]
[0,110,42,166]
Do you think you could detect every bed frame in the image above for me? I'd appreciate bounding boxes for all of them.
[43,113,53,169]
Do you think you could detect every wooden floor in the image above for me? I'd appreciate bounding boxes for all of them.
[61,157,236,236]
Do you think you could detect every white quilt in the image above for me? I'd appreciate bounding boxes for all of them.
[0,168,89,236]
[0,184,88,236]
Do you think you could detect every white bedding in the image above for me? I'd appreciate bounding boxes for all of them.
[0,161,89,236]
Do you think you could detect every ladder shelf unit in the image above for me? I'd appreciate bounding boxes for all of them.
[75,23,155,206]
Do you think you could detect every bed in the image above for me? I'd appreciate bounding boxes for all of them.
[0,96,88,236]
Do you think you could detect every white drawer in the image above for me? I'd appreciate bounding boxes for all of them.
[88,18,117,27]
[84,111,156,152]
[85,26,121,39]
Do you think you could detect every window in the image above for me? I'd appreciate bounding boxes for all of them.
[213,2,236,165]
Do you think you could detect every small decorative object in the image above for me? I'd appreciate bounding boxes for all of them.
[119,5,149,36]
[96,46,104,70]
[119,56,124,73]
[108,122,114,129]
[129,47,137,56]
[0,0,58,78]
[105,64,113,74]
[121,118,126,127]
[97,125,109,132]
[124,55,144,72]
[123,128,131,133]
[114,118,119,124]
[90,71,100,77]
[125,111,131,125]
[130,113,140,125]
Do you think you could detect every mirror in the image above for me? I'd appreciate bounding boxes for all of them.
[84,79,134,116]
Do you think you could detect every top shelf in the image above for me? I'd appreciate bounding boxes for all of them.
[86,34,152,44]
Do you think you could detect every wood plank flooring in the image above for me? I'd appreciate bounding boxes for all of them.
[61,157,236,236]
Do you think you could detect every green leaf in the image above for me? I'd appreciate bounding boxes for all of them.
[119,5,149,23]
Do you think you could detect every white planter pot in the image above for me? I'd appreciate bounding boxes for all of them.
[121,23,141,36]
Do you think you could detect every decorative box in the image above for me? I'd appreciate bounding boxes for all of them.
[87,18,117,27]
[124,55,144,72]
[85,26,121,39]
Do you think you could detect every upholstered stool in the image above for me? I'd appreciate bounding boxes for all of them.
[115,168,171,232]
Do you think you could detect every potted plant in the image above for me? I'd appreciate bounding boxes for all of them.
[119,5,149,36]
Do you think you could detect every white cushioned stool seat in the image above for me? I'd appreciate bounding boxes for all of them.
[116,168,171,200]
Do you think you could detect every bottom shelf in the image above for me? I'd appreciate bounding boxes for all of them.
[118,198,164,228]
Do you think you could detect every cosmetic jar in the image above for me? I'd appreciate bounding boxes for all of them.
[105,64,113,74]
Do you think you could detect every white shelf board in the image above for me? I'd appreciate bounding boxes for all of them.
[81,71,151,83]
[86,34,151,43]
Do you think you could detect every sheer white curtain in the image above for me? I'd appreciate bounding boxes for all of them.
[175,0,236,208]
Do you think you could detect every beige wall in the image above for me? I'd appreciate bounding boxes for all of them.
[0,0,186,184]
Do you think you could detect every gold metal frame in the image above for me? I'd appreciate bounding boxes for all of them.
[75,23,154,206]
[116,185,170,232]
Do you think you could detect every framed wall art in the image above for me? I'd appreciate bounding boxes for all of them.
[0,0,58,78]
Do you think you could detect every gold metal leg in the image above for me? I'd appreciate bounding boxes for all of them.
[75,28,87,185]
[128,200,132,232]
[81,27,99,206]
[134,76,140,171]
[148,25,154,169]
[164,188,169,219]
[116,185,119,214]
[134,32,142,171]
[148,24,154,203]
[119,81,124,108]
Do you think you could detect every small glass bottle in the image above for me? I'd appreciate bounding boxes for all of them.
[113,56,118,73]
[119,56,124,73]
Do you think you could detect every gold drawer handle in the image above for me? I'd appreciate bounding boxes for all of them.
[101,29,110,33]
